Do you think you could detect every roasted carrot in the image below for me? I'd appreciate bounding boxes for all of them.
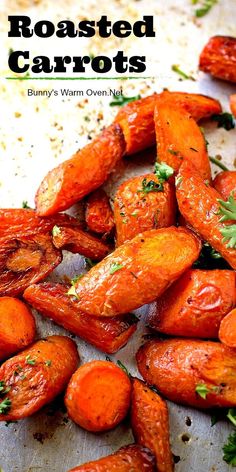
[35,124,126,216]
[230,95,236,118]
[52,226,110,260]
[65,360,131,432]
[73,227,201,317]
[85,189,115,235]
[148,269,236,338]
[23,283,137,354]
[0,233,61,296]
[213,171,236,200]
[0,335,78,421]
[0,297,36,361]
[154,104,211,180]
[113,172,176,246]
[219,308,236,348]
[131,378,173,472]
[114,92,222,155]
[199,36,236,83]
[137,339,236,409]
[67,445,156,471]
[176,160,236,270]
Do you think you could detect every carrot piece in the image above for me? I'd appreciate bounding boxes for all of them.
[230,94,236,118]
[65,360,131,432]
[23,283,137,354]
[113,173,176,246]
[137,338,236,409]
[213,171,236,200]
[85,189,115,235]
[73,227,201,317]
[131,378,174,472]
[148,269,236,338]
[35,124,125,216]
[219,308,236,348]
[67,444,156,472]
[0,335,78,421]
[0,233,61,296]
[52,226,110,260]
[176,160,236,270]
[0,297,36,361]
[199,36,236,83]
[154,104,211,180]
[114,92,222,155]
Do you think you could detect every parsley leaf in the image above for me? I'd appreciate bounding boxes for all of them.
[212,112,235,131]
[0,398,11,414]
[194,0,218,17]
[220,225,236,249]
[139,178,163,194]
[25,355,36,366]
[195,383,211,399]
[0,381,10,396]
[223,430,236,465]
[209,156,229,172]
[22,200,31,209]
[218,195,236,222]
[52,225,61,237]
[117,360,130,377]
[67,285,80,299]
[227,409,236,427]
[109,93,141,107]
[154,162,174,184]
[45,360,52,367]
[171,64,195,80]
[109,263,124,274]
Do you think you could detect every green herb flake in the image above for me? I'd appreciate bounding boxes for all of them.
[220,225,236,249]
[223,430,236,466]
[0,381,10,396]
[85,258,97,269]
[154,162,174,184]
[117,360,130,377]
[25,355,36,366]
[195,0,218,17]
[212,112,235,130]
[227,409,236,427]
[195,383,211,399]
[109,93,141,107]
[52,225,61,237]
[67,285,80,299]
[209,156,229,172]
[45,360,52,367]
[168,149,178,155]
[0,398,11,414]
[84,116,90,122]
[171,64,195,81]
[22,200,31,209]
[218,195,236,222]
[175,176,183,187]
[109,263,124,274]
[139,178,163,194]
[131,211,138,217]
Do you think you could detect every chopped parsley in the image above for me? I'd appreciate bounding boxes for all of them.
[25,355,36,366]
[218,195,236,248]
[193,0,218,17]
[223,430,236,466]
[52,225,61,237]
[45,360,52,367]
[227,409,236,427]
[171,64,195,80]
[0,398,11,414]
[109,263,124,274]
[109,93,141,107]
[0,381,10,396]
[139,178,163,194]
[117,360,130,377]
[175,175,183,187]
[22,200,31,209]
[154,162,174,185]
[212,112,235,131]
[195,383,211,399]
[67,285,79,299]
[209,156,229,172]
[220,226,236,249]
[168,149,178,155]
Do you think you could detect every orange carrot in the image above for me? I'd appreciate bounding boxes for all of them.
[65,360,131,432]
[219,308,236,348]
[199,36,236,83]
[230,95,236,118]
[85,189,115,235]
[0,297,36,361]
[35,124,126,216]
[131,378,174,472]
[213,171,236,200]
[52,226,110,260]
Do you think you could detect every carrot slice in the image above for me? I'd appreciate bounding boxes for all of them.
[85,189,115,235]
[213,171,236,200]
[65,360,131,432]
[0,335,79,421]
[0,297,36,361]
[131,378,174,472]
[114,173,176,246]
[148,269,236,338]
[230,95,236,118]
[137,338,236,409]
[35,124,125,216]
[73,227,201,317]
[154,104,211,180]
[23,283,137,354]
[176,160,236,270]
[219,308,236,348]
[67,444,156,472]
[199,36,236,83]
[52,226,110,260]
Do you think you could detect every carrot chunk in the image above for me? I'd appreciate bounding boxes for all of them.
[199,36,236,83]
[230,94,236,117]
[52,226,110,260]
[85,189,115,235]
[213,171,236,200]
[219,308,236,348]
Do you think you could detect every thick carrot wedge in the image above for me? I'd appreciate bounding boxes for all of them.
[67,445,156,472]
[230,95,236,118]
[131,378,173,472]
[176,160,236,270]
[0,335,79,421]
[114,173,176,246]
[0,297,36,361]
[137,339,236,408]
[23,283,137,354]
[0,233,61,296]
[35,124,126,216]
[65,360,131,432]
[52,226,110,260]
[73,227,201,317]
[219,308,236,348]
[114,92,222,155]
[154,104,211,180]
[199,36,236,83]
[213,171,236,200]
[85,189,115,235]
[148,269,236,338]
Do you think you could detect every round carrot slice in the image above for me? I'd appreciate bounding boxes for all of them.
[219,308,236,347]
[65,360,131,432]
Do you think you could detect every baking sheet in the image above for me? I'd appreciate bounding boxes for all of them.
[0,0,236,471]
